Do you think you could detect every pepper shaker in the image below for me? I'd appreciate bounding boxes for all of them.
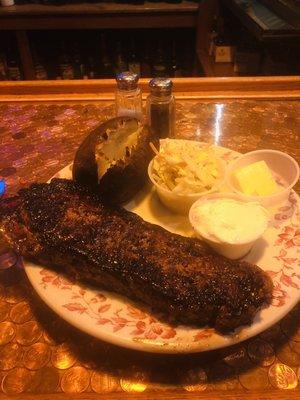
[146,78,175,139]
[115,71,142,120]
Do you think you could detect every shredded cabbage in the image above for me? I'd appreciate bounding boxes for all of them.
[151,139,220,194]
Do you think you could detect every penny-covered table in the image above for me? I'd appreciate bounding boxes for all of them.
[0,78,299,400]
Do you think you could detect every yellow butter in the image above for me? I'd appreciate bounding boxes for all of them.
[234,160,278,196]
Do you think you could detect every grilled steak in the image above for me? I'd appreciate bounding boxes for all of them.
[0,179,273,332]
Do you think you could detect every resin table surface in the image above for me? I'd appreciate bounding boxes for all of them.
[0,98,299,399]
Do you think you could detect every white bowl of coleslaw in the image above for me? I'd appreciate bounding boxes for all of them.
[148,139,226,214]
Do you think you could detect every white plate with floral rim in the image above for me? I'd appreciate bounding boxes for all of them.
[24,145,300,353]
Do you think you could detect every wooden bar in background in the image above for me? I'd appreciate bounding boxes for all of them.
[0,76,299,101]
[0,1,199,30]
[15,30,35,80]
[196,0,218,55]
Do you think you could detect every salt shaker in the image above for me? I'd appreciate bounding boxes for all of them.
[146,78,175,138]
[115,71,142,120]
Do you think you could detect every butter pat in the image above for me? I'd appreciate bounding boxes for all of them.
[234,160,278,196]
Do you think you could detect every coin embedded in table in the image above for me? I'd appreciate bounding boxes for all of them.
[46,319,70,344]
[51,343,77,370]
[10,301,33,324]
[289,340,300,355]
[239,367,269,390]
[1,265,23,286]
[224,346,252,369]
[212,377,240,391]
[29,367,60,393]
[281,313,300,342]
[0,321,15,345]
[0,343,24,371]
[0,252,18,270]
[276,342,300,367]
[0,301,10,323]
[80,359,98,370]
[120,378,147,393]
[43,330,57,345]
[247,339,275,367]
[268,363,298,389]
[120,367,148,393]
[208,361,234,382]
[61,366,90,393]
[15,321,42,345]
[5,284,26,304]
[23,342,51,370]
[181,368,207,392]
[0,285,5,300]
[91,371,119,393]
[1,367,32,394]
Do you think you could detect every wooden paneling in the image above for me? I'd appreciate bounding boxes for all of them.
[196,0,218,54]
[0,1,199,16]
[0,1,199,30]
[0,14,198,30]
[197,50,237,77]
[0,76,299,101]
[15,30,35,80]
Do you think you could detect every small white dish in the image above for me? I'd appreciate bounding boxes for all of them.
[189,192,269,260]
[148,156,226,215]
[226,149,299,207]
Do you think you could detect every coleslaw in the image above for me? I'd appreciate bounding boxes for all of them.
[151,139,220,194]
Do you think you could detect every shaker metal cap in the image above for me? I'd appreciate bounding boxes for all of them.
[116,71,139,90]
[149,78,173,96]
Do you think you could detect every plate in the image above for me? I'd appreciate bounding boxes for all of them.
[24,146,300,353]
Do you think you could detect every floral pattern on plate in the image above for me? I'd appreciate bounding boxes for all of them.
[25,145,300,353]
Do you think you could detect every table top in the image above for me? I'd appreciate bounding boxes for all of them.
[0,97,299,399]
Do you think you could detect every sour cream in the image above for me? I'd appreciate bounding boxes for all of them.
[189,196,269,259]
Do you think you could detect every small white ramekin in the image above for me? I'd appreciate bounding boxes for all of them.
[148,156,226,215]
[226,149,299,208]
[189,192,269,260]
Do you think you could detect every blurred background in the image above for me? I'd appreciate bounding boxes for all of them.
[0,0,299,81]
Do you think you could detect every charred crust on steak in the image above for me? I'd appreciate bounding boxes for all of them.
[0,178,273,333]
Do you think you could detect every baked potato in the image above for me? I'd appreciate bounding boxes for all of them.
[73,117,156,205]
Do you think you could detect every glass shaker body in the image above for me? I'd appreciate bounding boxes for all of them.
[115,72,142,120]
[115,87,142,120]
[146,78,175,139]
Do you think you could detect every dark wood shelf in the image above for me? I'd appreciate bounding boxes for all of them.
[0,1,199,15]
[0,1,199,29]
